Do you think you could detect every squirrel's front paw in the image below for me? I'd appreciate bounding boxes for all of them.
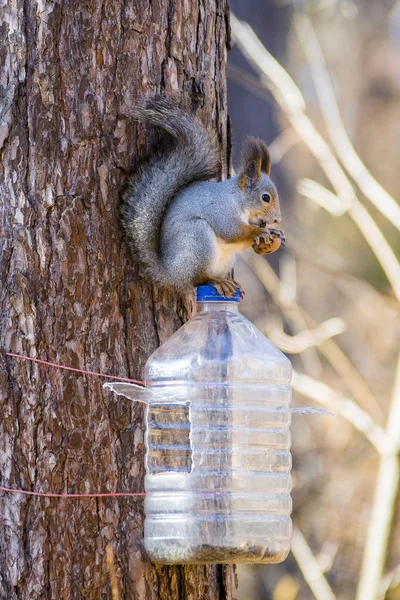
[205,278,245,298]
[252,229,285,255]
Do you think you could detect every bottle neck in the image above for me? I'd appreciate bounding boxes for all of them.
[196,301,240,313]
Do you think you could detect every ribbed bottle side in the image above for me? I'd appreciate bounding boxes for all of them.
[144,384,292,563]
[145,401,292,505]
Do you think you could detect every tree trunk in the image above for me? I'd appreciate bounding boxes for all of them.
[0,1,236,598]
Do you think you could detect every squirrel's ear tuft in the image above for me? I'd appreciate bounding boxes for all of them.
[239,137,271,189]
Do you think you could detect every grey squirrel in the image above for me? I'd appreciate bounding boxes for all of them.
[120,95,285,296]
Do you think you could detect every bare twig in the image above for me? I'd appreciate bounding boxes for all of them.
[316,540,340,575]
[267,317,345,353]
[244,253,383,422]
[381,562,400,599]
[242,251,323,376]
[387,353,400,452]
[231,14,400,303]
[298,179,400,307]
[295,13,400,231]
[356,454,399,600]
[356,351,400,600]
[350,200,400,302]
[269,128,301,164]
[279,254,323,375]
[230,13,356,211]
[230,15,400,597]
[291,371,391,454]
[315,334,386,426]
[291,527,336,600]
[297,179,347,216]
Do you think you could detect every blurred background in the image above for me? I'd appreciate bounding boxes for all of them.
[227,1,400,599]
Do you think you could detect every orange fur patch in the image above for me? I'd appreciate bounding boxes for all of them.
[238,173,248,191]
[256,158,262,179]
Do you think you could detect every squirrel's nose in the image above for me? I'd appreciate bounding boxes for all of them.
[274,214,282,224]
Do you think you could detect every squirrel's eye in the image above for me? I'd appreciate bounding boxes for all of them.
[262,193,271,203]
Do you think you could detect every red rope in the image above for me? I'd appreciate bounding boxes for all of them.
[2,351,146,499]
[0,486,145,499]
[5,352,145,385]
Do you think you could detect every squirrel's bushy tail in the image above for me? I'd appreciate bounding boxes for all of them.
[120,95,220,287]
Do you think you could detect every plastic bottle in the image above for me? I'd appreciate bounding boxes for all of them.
[106,284,292,564]
[145,283,293,564]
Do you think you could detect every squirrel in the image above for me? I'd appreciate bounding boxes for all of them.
[120,95,285,297]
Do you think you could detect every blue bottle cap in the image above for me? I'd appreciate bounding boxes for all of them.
[196,284,242,302]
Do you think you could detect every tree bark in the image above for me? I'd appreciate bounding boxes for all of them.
[0,1,236,598]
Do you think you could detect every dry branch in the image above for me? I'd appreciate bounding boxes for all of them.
[244,253,383,422]
[355,350,400,600]
[231,13,400,302]
[231,14,400,598]
[297,179,400,302]
[291,371,390,454]
[291,528,336,600]
[266,318,346,353]
[230,13,356,210]
[294,13,400,231]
